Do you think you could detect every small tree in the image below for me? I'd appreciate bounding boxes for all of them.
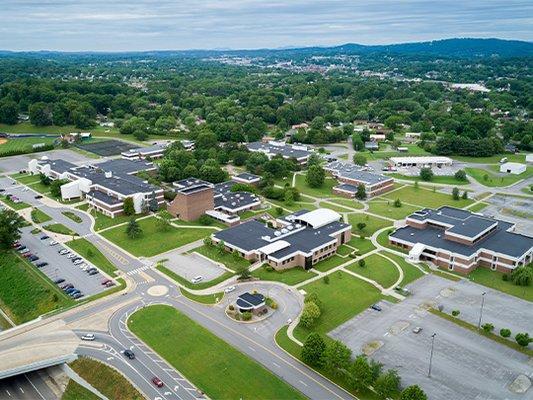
[462,191,468,200]
[481,323,494,333]
[50,179,68,198]
[419,167,433,181]
[301,333,326,367]
[203,237,213,247]
[149,190,159,212]
[198,214,213,225]
[358,259,366,268]
[39,173,51,186]
[451,310,460,317]
[355,184,367,200]
[237,265,251,280]
[393,198,402,208]
[123,197,135,215]
[322,340,352,377]
[510,264,532,286]
[369,359,383,382]
[414,180,419,189]
[454,169,467,181]
[374,369,401,399]
[323,275,330,284]
[348,355,373,391]
[500,328,511,338]
[216,240,226,254]
[276,207,284,216]
[300,301,321,328]
[126,219,142,239]
[306,165,325,188]
[356,222,366,232]
[452,187,460,201]
[353,154,367,166]
[400,385,428,400]
[156,210,172,231]
[86,247,95,258]
[515,332,531,347]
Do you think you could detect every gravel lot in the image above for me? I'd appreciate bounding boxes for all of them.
[330,274,532,400]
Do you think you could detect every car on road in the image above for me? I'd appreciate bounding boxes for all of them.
[40,235,49,240]
[151,377,164,388]
[54,278,65,284]
[224,286,236,293]
[81,333,95,341]
[49,240,58,246]
[123,350,135,360]
[370,304,382,311]
[191,276,203,284]
[34,195,43,199]
[412,327,423,334]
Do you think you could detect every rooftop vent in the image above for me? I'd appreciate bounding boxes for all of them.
[261,235,271,240]
[105,171,112,178]
[281,228,288,234]
[287,225,294,230]
[274,231,282,236]
[410,233,414,236]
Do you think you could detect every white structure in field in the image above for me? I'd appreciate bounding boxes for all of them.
[389,156,453,168]
[499,162,526,175]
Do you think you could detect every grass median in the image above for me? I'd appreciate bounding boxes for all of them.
[128,305,306,400]
[66,238,117,276]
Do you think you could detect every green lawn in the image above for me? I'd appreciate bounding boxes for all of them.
[380,252,425,286]
[128,305,306,400]
[294,271,387,341]
[101,217,214,257]
[61,380,99,400]
[252,264,317,285]
[348,213,392,235]
[62,211,82,223]
[468,202,489,213]
[0,252,73,324]
[0,136,56,156]
[10,173,41,185]
[382,185,474,209]
[313,255,347,272]
[336,244,354,256]
[346,236,376,255]
[80,207,139,231]
[43,223,78,236]
[468,268,532,302]
[451,153,526,164]
[465,167,532,188]
[157,265,234,290]
[367,200,420,220]
[192,244,251,272]
[365,144,430,160]
[326,198,365,210]
[69,358,143,400]
[180,288,223,304]
[267,198,318,213]
[27,181,53,195]
[0,312,13,330]
[388,173,469,185]
[318,201,352,212]
[346,253,400,288]
[0,195,31,210]
[294,174,337,198]
[31,208,52,223]
[66,238,117,276]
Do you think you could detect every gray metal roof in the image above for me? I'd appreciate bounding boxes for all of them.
[334,183,358,193]
[234,172,261,182]
[41,159,77,173]
[325,161,392,185]
[247,142,312,160]
[86,190,122,205]
[214,190,260,212]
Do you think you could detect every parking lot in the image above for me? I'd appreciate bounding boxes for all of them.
[18,226,114,298]
[0,149,95,174]
[149,250,226,283]
[330,274,532,400]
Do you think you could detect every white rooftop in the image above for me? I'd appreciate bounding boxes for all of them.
[296,208,341,229]
[258,240,291,255]
[390,156,453,164]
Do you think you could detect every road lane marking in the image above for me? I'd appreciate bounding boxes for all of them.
[299,380,308,387]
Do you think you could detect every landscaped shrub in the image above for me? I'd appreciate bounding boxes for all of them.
[300,302,321,328]
[502,274,509,281]
[241,311,252,321]
[481,323,494,333]
[323,275,330,284]
[515,332,531,347]
[358,259,366,268]
[451,310,460,317]
[500,328,511,338]
[228,304,234,311]
[265,265,274,272]
[198,214,213,225]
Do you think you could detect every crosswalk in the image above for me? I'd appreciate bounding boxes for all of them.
[125,265,152,276]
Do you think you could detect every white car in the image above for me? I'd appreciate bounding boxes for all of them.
[67,253,76,259]
[49,240,58,246]
[73,259,83,265]
[81,333,95,341]
[224,286,236,293]
[191,276,203,284]
[59,249,69,255]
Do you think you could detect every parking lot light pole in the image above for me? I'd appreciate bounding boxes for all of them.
[428,333,437,378]
[477,292,487,329]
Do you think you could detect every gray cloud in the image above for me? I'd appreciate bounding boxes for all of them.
[0,0,531,51]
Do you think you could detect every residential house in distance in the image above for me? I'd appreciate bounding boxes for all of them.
[389,206,533,274]
[365,141,379,151]
[325,161,394,198]
[246,140,313,165]
[212,208,351,270]
[28,158,164,217]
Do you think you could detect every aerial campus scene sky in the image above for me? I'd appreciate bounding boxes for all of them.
[1,0,532,51]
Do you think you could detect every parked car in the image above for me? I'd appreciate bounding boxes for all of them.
[73,259,84,265]
[19,248,30,254]
[81,333,95,341]
[72,293,84,299]
[123,349,135,360]
[86,267,97,273]
[67,253,76,259]
[49,240,58,246]
[61,283,74,290]
[22,252,33,258]
[54,278,65,284]
[34,195,43,199]
[88,270,98,276]
[105,281,115,288]
[191,276,203,284]
[40,235,49,240]
[370,304,382,311]
[101,279,111,286]
[69,290,81,297]
[65,287,77,294]
[151,377,164,388]
[36,262,48,268]
[224,286,236,293]
[412,327,423,334]
[28,255,39,262]
[58,249,69,255]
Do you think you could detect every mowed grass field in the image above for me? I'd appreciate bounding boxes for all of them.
[382,185,474,209]
[0,252,73,324]
[128,305,306,400]
[252,264,318,285]
[294,271,387,341]
[0,136,56,156]
[66,238,117,276]
[101,216,215,257]
[346,253,400,288]
[348,213,392,235]
[468,268,532,302]
[193,244,251,272]
[465,166,533,187]
[367,200,421,220]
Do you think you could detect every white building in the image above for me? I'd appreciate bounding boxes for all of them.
[389,156,453,168]
[499,162,526,175]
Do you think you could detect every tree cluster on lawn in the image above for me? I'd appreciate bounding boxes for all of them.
[126,219,143,239]
[300,293,322,328]
[49,179,69,198]
[419,167,433,181]
[306,164,325,188]
[0,209,25,250]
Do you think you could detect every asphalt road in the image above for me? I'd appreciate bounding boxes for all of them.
[0,372,56,400]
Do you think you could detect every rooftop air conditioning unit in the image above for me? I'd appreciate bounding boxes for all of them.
[281,228,288,234]
[274,231,282,236]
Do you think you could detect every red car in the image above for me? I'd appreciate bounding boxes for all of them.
[151,377,164,388]
[22,252,33,258]
[101,279,111,286]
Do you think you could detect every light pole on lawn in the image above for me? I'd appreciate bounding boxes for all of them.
[477,291,487,329]
[428,333,437,378]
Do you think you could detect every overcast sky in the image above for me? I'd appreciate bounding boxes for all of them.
[1,0,532,51]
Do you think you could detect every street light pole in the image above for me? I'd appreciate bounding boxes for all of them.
[428,333,436,378]
[477,292,487,329]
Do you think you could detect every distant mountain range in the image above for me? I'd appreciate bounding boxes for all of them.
[1,38,532,58]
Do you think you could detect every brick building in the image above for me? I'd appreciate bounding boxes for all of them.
[325,161,394,198]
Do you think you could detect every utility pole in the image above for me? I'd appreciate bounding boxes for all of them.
[477,292,487,329]
[428,333,437,378]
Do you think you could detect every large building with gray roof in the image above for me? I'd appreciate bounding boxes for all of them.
[246,140,313,165]
[212,208,351,270]
[389,206,533,274]
[325,161,394,198]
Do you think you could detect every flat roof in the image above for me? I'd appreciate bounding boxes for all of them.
[236,292,265,309]
[390,156,453,164]
[325,161,392,185]
[86,190,122,205]
[247,141,312,160]
[233,172,261,182]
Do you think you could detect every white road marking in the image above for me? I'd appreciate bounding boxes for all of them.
[273,362,281,368]
[19,387,24,394]
[5,390,10,396]
[299,380,308,387]
[247,346,256,352]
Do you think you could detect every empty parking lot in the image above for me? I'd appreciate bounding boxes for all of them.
[330,274,532,400]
